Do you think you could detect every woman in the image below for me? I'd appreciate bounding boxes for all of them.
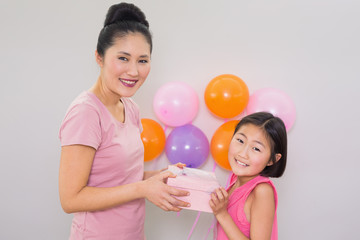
[59,3,189,239]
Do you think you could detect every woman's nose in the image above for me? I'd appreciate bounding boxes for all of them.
[127,61,138,77]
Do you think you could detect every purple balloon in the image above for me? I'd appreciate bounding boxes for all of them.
[165,124,209,168]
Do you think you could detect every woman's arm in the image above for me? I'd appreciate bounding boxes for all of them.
[59,145,189,213]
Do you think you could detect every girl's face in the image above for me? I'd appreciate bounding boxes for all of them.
[228,124,273,184]
[96,32,151,99]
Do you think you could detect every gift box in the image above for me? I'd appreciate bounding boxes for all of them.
[167,166,221,213]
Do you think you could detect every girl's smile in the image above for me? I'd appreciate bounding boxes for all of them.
[234,159,249,167]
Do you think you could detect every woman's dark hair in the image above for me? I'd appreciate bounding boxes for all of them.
[233,112,287,178]
[97,2,152,57]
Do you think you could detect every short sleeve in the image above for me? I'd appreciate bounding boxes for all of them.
[59,103,102,149]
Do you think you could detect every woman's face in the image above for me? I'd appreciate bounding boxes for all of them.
[228,124,272,183]
[96,32,151,98]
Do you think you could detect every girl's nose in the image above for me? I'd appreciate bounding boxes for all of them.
[237,146,248,158]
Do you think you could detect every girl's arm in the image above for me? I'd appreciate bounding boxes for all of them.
[210,188,249,240]
[248,183,276,240]
[59,145,190,213]
[210,183,276,240]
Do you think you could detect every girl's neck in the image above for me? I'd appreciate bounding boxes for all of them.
[236,174,260,187]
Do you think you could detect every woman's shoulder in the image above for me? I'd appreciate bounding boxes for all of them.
[67,92,103,112]
[61,92,103,123]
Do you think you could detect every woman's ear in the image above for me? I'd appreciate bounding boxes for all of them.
[95,50,103,67]
[267,153,282,166]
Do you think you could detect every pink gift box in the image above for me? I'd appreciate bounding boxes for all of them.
[167,166,221,213]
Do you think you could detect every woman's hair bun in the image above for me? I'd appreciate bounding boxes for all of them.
[104,2,149,28]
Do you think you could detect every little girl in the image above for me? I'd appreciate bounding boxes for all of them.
[210,112,287,240]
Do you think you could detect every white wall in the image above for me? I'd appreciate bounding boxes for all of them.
[1,0,359,239]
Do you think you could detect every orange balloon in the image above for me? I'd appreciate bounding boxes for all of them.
[210,120,239,171]
[204,74,249,119]
[141,118,166,162]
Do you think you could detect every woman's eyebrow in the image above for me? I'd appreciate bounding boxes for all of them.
[117,51,150,58]
[118,51,130,56]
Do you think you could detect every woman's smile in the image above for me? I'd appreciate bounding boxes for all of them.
[119,78,138,87]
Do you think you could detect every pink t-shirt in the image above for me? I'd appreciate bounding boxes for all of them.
[59,91,145,240]
[216,174,278,240]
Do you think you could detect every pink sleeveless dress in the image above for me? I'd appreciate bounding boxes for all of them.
[216,174,278,240]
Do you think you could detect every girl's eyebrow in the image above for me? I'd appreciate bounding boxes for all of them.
[254,140,266,148]
[238,132,266,148]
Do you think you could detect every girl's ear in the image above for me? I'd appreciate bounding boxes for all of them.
[95,50,104,67]
[267,153,282,166]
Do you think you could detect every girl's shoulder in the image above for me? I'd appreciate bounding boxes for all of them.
[241,176,277,203]
[247,177,278,210]
[249,176,277,197]
[251,182,275,200]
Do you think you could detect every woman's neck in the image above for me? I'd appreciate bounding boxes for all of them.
[89,76,121,107]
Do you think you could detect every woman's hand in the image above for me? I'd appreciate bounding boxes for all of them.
[143,162,186,180]
[209,187,229,217]
[160,162,186,172]
[141,170,190,212]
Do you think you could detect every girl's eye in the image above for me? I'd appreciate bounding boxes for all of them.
[253,147,261,152]
[236,138,244,144]
[118,57,128,61]
[139,59,148,63]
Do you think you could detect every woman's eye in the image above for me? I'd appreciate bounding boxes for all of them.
[139,59,148,63]
[118,57,128,61]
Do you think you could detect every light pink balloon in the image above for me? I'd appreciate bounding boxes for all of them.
[246,88,296,131]
[153,82,199,127]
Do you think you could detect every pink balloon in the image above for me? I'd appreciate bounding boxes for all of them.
[153,82,199,127]
[246,88,296,131]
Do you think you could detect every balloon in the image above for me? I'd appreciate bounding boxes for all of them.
[246,88,296,131]
[165,124,209,168]
[153,82,199,127]
[140,118,166,162]
[210,120,239,171]
[204,74,249,119]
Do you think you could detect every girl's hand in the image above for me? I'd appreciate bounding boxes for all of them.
[209,187,229,217]
[141,170,190,212]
